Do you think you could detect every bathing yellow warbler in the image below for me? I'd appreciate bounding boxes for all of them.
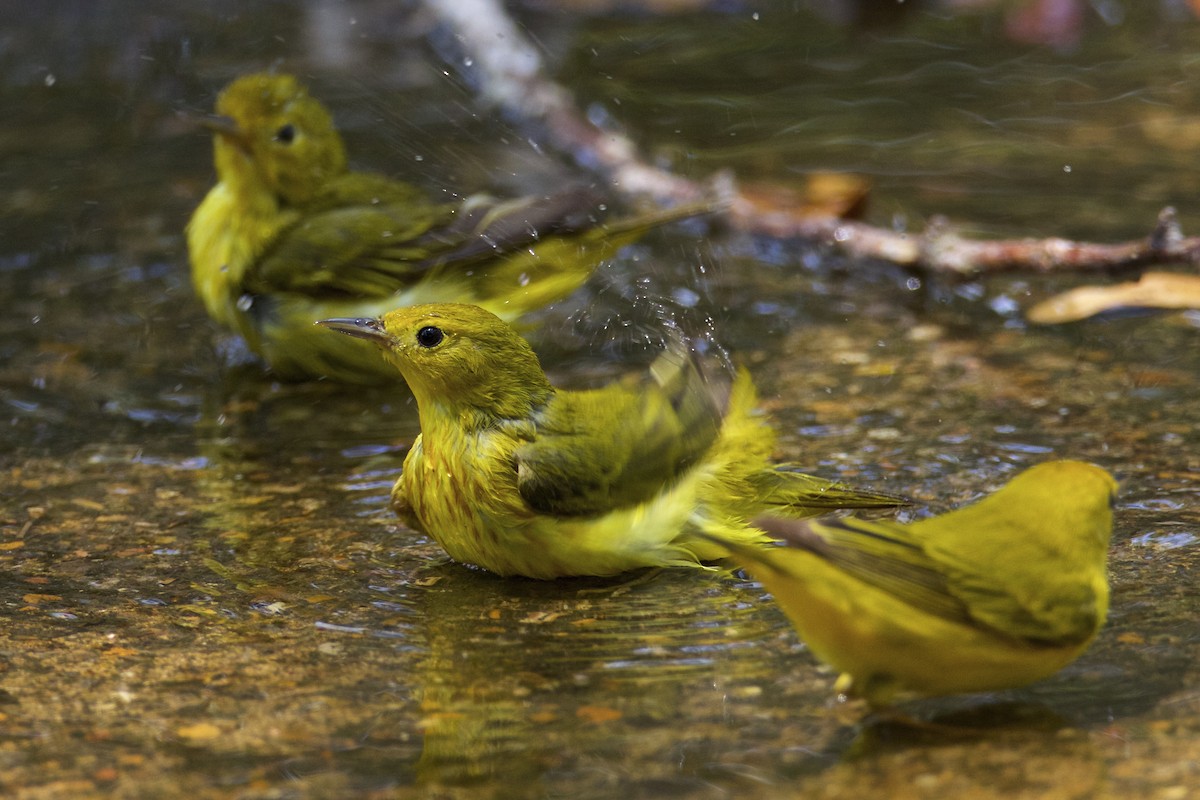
[187,72,708,383]
[710,460,1116,708]
[318,303,906,578]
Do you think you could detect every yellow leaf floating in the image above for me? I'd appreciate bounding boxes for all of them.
[1028,271,1200,324]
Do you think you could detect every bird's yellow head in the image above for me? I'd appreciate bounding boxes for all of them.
[318,303,554,420]
[206,72,347,206]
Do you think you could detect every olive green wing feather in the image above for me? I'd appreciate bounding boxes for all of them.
[250,209,451,298]
[754,516,975,625]
[919,462,1115,645]
[246,174,450,298]
[758,513,1102,645]
[515,350,726,517]
[756,463,1111,646]
[413,185,607,267]
[917,506,1107,646]
[246,180,608,300]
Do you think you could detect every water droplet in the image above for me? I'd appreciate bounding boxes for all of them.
[672,287,700,308]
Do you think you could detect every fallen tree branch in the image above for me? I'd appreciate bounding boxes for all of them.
[419,0,1200,278]
[734,205,1200,278]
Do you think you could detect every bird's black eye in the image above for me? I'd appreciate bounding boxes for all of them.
[274,123,296,144]
[416,326,444,348]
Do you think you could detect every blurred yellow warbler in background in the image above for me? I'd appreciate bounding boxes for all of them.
[318,303,905,578]
[188,72,708,383]
[711,460,1116,708]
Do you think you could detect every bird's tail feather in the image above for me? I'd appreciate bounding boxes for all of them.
[476,198,721,319]
[751,467,909,517]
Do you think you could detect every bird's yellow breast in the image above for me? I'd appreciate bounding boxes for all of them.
[401,420,534,572]
[186,180,296,342]
[396,404,749,579]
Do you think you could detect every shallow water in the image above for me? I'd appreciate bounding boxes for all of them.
[3,2,1200,797]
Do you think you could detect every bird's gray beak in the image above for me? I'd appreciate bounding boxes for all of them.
[199,113,238,134]
[198,113,251,151]
[316,317,390,344]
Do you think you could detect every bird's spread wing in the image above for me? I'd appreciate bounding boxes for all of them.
[756,516,975,626]
[515,350,726,517]
[246,181,605,300]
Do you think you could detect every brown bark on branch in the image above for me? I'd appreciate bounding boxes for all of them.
[738,206,1200,278]
[419,0,1200,278]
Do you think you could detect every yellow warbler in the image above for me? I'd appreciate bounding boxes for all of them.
[318,303,906,578]
[710,460,1116,708]
[187,72,708,383]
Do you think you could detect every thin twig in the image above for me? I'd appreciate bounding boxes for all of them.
[736,206,1200,277]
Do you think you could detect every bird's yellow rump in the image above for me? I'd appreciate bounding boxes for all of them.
[318,303,906,578]
[710,460,1116,708]
[187,72,708,383]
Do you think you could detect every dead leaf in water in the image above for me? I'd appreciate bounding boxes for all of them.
[1028,271,1200,323]
[738,173,870,220]
[175,722,223,743]
[576,705,622,724]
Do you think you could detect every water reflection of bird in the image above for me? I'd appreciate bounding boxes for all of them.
[411,571,544,787]
[319,303,906,578]
[187,72,711,383]
[708,460,1117,709]
[410,566,774,787]
[186,374,412,598]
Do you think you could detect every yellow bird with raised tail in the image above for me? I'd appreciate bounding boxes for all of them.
[188,72,708,383]
[318,303,906,578]
[708,460,1117,708]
